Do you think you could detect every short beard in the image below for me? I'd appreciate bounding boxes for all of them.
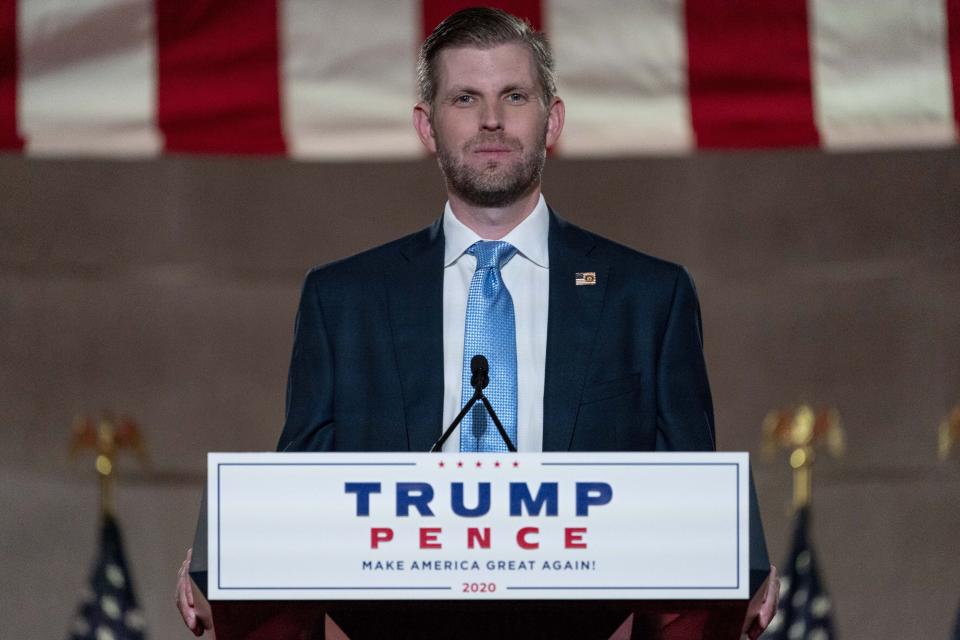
[435,129,547,209]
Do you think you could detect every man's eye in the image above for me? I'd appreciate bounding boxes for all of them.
[506,93,527,104]
[455,95,474,105]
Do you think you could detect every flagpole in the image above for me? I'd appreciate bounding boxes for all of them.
[65,412,150,640]
[761,405,843,639]
[70,414,148,516]
[938,405,960,462]
[763,404,844,511]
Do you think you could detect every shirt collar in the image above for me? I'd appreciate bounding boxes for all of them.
[442,194,550,268]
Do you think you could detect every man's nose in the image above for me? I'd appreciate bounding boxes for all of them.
[479,100,503,131]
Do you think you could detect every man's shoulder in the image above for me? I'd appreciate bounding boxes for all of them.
[553,215,689,285]
[302,222,438,288]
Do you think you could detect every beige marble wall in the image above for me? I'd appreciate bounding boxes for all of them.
[1,149,958,638]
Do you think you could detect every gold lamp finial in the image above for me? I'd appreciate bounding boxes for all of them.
[69,413,147,515]
[762,404,844,510]
[938,406,960,462]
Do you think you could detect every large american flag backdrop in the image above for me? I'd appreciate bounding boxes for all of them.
[2,0,959,158]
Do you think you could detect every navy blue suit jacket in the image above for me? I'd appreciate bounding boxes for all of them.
[278,211,717,456]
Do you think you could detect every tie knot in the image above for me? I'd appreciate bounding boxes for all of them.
[469,240,517,270]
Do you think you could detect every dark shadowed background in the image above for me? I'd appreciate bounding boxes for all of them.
[1,148,958,637]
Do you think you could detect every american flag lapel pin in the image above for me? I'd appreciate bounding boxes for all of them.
[575,272,596,286]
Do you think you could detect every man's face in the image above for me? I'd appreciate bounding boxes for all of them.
[414,43,564,208]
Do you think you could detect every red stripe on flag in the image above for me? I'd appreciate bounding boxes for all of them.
[422,1,543,36]
[0,1,23,150]
[685,0,819,148]
[948,0,960,136]
[156,0,285,154]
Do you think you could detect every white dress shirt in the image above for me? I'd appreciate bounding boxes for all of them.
[440,195,550,452]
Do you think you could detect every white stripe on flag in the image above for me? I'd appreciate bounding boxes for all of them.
[810,0,957,149]
[549,0,692,155]
[281,0,421,159]
[18,0,161,156]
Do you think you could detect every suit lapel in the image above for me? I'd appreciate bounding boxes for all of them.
[386,211,608,452]
[388,218,445,452]
[543,212,609,451]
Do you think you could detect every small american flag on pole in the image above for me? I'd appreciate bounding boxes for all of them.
[761,507,835,640]
[65,514,147,640]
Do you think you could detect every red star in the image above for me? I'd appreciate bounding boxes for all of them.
[512,461,519,468]
[494,461,501,468]
[457,461,464,468]
[438,461,445,468]
[475,461,482,468]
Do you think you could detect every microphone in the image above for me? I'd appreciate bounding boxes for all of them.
[430,354,516,453]
[470,354,489,391]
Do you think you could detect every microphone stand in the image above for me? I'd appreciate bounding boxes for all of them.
[477,395,516,453]
[430,357,516,453]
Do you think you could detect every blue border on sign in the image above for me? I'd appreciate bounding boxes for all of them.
[215,459,743,594]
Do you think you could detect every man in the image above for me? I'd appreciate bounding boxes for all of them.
[177,8,778,638]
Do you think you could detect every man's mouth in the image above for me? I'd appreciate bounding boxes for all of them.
[468,136,520,156]
[473,146,514,154]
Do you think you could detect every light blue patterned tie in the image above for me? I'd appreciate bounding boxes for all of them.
[460,241,518,452]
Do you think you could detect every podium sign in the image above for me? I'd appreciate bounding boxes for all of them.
[207,452,749,602]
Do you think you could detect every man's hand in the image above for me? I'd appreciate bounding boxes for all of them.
[175,548,215,637]
[742,565,780,640]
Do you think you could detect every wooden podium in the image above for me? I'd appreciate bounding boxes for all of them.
[191,452,767,639]
[206,597,747,639]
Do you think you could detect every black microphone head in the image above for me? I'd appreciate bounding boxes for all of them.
[471,354,489,375]
[470,354,489,390]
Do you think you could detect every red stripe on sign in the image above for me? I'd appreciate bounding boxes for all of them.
[685,0,819,149]
[0,1,23,150]
[156,0,285,154]
[422,1,542,36]
[948,0,960,136]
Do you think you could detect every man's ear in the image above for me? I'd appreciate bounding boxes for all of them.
[545,96,565,150]
[413,102,437,154]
